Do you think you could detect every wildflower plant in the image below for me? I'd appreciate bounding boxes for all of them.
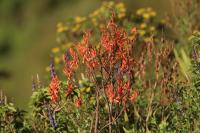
[42,13,183,132]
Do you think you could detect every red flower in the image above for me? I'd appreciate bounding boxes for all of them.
[101,32,115,52]
[106,84,115,103]
[63,66,73,79]
[49,76,60,103]
[63,49,79,79]
[75,97,82,108]
[65,82,73,97]
[121,55,129,72]
[117,79,124,96]
[70,48,79,69]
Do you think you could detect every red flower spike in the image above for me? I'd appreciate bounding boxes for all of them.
[69,48,78,69]
[65,82,73,97]
[63,66,73,79]
[106,84,115,103]
[49,76,60,103]
[121,55,129,72]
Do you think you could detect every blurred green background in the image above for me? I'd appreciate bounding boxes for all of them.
[0,0,171,109]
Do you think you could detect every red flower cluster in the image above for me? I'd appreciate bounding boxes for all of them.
[77,32,99,70]
[59,17,139,110]
[63,48,79,79]
[100,19,139,109]
[49,76,60,103]
[105,79,138,108]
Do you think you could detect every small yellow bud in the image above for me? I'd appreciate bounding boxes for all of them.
[51,47,60,53]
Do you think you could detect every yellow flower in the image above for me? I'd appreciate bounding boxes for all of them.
[140,23,147,29]
[61,43,73,50]
[86,87,91,92]
[80,88,86,92]
[54,57,61,64]
[139,30,146,36]
[136,8,145,16]
[105,1,114,7]
[143,13,150,20]
[150,11,156,17]
[57,22,68,33]
[193,30,200,34]
[71,24,80,32]
[75,16,86,23]
[116,2,124,8]
[89,96,96,104]
[51,47,60,53]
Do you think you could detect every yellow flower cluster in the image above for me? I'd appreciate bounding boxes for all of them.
[136,7,156,20]
[57,22,68,33]
[89,1,126,26]
[115,2,126,18]
[135,8,158,37]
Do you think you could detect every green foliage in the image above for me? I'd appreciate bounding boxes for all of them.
[0,103,30,132]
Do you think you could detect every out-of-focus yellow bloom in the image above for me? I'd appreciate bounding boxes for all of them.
[143,13,150,20]
[86,87,91,92]
[75,16,86,23]
[91,10,100,18]
[150,11,156,17]
[52,47,60,53]
[89,96,96,104]
[45,66,50,72]
[54,57,61,64]
[149,26,155,31]
[139,30,146,36]
[140,23,147,29]
[57,22,68,33]
[61,43,73,50]
[136,8,145,16]
[193,30,200,34]
[71,24,80,32]
[104,1,114,8]
[80,88,86,92]
[99,7,106,13]
[116,2,124,9]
